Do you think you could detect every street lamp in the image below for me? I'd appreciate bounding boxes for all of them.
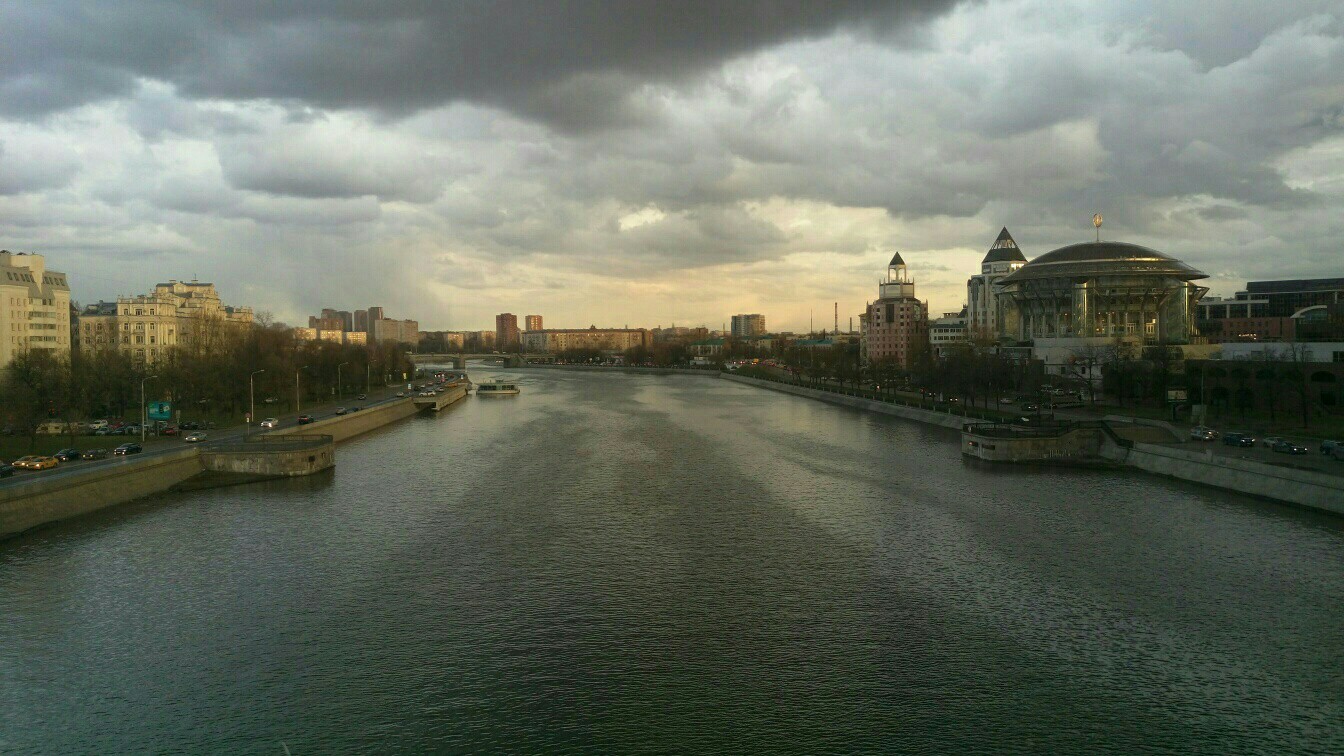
[249,369,265,435]
[337,361,349,400]
[296,365,310,414]
[140,374,158,444]
[366,363,371,394]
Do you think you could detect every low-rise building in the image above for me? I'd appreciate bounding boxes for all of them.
[521,327,653,354]
[79,279,251,364]
[929,309,969,357]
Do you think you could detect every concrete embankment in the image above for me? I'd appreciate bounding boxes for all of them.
[721,373,967,429]
[724,373,1344,515]
[200,435,335,478]
[2,393,461,541]
[1101,440,1344,515]
[0,448,205,539]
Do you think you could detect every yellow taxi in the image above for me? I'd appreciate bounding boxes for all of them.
[28,456,59,470]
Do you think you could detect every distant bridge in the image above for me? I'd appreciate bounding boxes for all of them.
[410,353,545,368]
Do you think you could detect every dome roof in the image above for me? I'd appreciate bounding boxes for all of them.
[998,241,1207,284]
[983,227,1027,264]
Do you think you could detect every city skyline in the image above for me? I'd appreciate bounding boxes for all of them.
[2,2,1342,331]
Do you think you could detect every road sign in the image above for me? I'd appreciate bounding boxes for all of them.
[148,401,172,420]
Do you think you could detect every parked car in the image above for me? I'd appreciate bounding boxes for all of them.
[297,414,315,425]
[28,456,59,470]
[357,393,367,400]
[1321,439,1343,456]
[113,443,143,456]
[1221,432,1255,447]
[54,448,81,462]
[1190,426,1218,441]
[395,392,406,398]
[0,463,13,478]
[88,419,109,431]
[1261,436,1284,448]
[80,448,109,460]
[1271,439,1308,455]
[259,418,279,429]
[183,432,208,443]
[161,425,179,436]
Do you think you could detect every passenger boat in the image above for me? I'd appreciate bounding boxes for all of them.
[476,379,521,396]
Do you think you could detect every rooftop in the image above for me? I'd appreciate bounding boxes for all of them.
[998,241,1207,284]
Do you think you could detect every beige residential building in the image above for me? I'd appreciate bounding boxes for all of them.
[371,318,419,345]
[521,327,653,354]
[1,251,72,368]
[79,279,253,363]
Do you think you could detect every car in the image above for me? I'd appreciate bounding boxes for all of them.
[1321,440,1343,455]
[11,455,41,470]
[113,443,143,456]
[88,420,109,431]
[348,406,362,412]
[1190,426,1218,441]
[94,427,113,436]
[1261,436,1284,448]
[1221,432,1255,447]
[183,432,208,443]
[28,456,59,470]
[297,414,315,425]
[1022,403,1039,412]
[335,407,348,416]
[80,448,109,460]
[395,392,405,398]
[1271,439,1308,455]
[54,448,81,462]
[161,426,178,436]
[264,397,279,404]
[999,397,1015,404]
[357,393,367,400]
[259,418,279,429]
[0,463,12,478]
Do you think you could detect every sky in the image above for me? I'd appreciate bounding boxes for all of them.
[1,1,1342,333]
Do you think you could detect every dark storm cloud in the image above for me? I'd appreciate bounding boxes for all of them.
[0,0,960,128]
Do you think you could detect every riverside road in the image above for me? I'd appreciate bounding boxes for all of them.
[1,367,1341,753]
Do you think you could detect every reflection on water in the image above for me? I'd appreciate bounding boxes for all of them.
[2,368,1342,753]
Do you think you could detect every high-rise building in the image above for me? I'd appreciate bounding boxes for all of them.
[370,318,419,345]
[864,252,928,368]
[730,314,766,338]
[308,316,344,331]
[525,314,543,332]
[521,327,653,354]
[496,313,520,350]
[354,309,368,333]
[367,306,384,323]
[78,279,253,364]
[1,251,72,368]
[337,310,354,332]
[966,227,1027,340]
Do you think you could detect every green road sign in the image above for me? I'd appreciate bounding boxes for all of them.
[148,401,172,421]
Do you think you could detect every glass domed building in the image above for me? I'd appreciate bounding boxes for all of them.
[996,241,1209,344]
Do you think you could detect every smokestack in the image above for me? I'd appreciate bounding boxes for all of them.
[834,302,838,333]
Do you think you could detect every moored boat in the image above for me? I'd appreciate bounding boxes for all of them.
[476,379,520,396]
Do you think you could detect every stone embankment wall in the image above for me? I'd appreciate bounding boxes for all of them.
[1101,440,1344,515]
[271,397,421,443]
[0,448,204,540]
[721,373,967,429]
[201,439,335,477]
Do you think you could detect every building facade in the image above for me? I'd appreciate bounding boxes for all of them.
[496,313,520,351]
[79,279,251,363]
[966,228,1027,340]
[864,253,928,368]
[730,314,766,338]
[520,327,652,354]
[371,318,419,345]
[524,314,543,332]
[1,251,72,368]
[929,309,969,357]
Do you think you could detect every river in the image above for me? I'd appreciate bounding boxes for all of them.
[2,367,1342,753]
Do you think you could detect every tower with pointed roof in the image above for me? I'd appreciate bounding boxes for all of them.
[966,227,1027,340]
[865,250,927,368]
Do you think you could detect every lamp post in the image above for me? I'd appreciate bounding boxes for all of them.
[337,362,349,400]
[296,365,309,414]
[249,369,265,435]
[140,374,158,444]
[366,363,371,394]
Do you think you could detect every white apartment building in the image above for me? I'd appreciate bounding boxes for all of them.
[1,251,72,368]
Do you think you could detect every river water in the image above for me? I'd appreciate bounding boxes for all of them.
[2,368,1342,753]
